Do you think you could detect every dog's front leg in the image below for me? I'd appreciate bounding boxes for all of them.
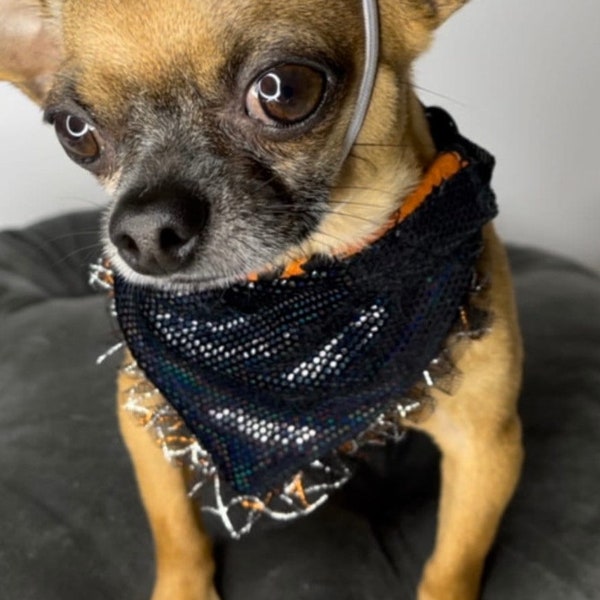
[118,363,220,600]
[415,403,522,600]
[412,233,524,600]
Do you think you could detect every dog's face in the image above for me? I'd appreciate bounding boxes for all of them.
[2,0,468,289]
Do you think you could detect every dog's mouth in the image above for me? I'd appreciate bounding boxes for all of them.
[107,258,239,290]
[106,245,314,293]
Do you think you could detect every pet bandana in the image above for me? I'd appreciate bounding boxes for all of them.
[111,108,497,506]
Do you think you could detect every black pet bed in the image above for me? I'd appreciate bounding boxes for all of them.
[0,211,599,599]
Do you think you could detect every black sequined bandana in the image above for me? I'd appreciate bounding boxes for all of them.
[113,108,497,498]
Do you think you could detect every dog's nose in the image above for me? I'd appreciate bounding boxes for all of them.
[109,184,209,276]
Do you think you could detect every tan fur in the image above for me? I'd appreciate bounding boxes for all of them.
[303,85,435,259]
[118,357,219,600]
[2,1,523,598]
[412,225,523,599]
[0,0,62,102]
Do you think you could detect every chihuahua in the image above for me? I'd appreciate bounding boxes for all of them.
[1,1,523,599]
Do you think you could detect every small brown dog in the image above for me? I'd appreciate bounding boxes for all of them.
[1,1,523,599]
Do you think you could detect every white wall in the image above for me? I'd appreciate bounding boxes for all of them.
[417,0,599,271]
[0,0,598,270]
[0,84,109,225]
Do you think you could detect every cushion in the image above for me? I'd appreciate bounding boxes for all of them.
[1,211,598,599]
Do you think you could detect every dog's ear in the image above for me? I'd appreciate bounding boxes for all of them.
[431,0,470,26]
[0,0,62,104]
[379,0,470,59]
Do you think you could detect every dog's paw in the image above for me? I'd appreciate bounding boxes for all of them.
[418,584,477,600]
[417,561,480,600]
[151,579,221,600]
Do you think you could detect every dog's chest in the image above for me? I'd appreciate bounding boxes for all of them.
[103,108,498,538]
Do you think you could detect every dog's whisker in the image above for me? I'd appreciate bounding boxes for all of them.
[410,82,468,107]
[52,242,105,267]
[251,175,279,195]
[47,230,103,244]
[352,142,412,148]
[52,197,108,209]
[316,209,386,227]
[310,229,355,249]
[327,199,394,209]
[330,184,397,196]
[346,152,376,168]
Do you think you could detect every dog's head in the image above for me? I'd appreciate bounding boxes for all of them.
[1,0,468,288]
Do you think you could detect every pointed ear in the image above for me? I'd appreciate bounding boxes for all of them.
[0,0,62,104]
[430,0,470,27]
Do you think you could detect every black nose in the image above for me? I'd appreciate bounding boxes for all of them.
[109,183,209,276]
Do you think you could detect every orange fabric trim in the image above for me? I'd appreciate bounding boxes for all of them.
[331,151,467,260]
[281,261,307,279]
[249,151,467,281]
[398,152,466,223]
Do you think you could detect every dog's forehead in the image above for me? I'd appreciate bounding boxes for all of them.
[60,0,362,113]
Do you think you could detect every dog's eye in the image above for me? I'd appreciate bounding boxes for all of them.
[53,113,102,164]
[246,64,325,125]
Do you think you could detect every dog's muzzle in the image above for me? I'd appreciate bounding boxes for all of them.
[109,182,210,276]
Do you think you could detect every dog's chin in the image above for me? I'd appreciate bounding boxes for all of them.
[105,247,250,293]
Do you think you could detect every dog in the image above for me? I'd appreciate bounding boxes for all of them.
[1,1,524,598]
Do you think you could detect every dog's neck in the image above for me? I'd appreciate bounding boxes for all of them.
[282,90,437,269]
[252,127,462,281]
[405,90,439,168]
